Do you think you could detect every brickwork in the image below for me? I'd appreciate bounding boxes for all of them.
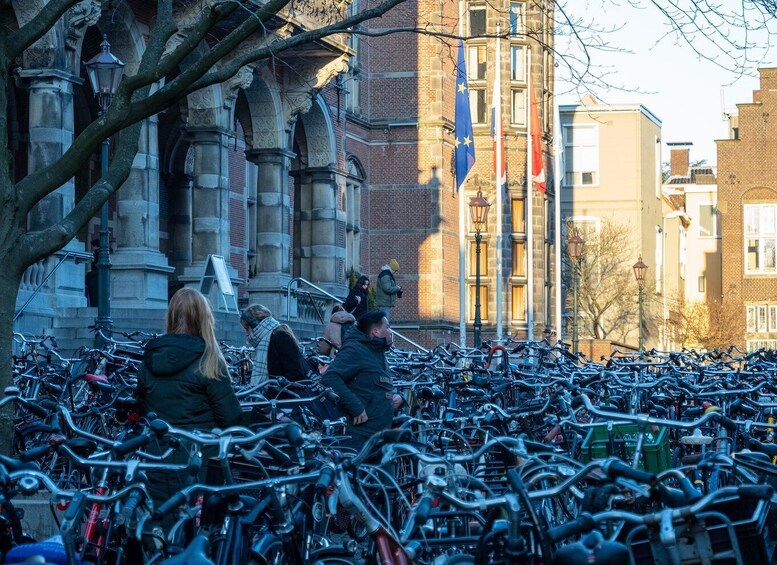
[337,0,557,346]
[718,68,777,349]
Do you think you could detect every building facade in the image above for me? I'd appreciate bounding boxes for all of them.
[12,0,557,348]
[718,68,777,351]
[559,100,663,348]
[661,143,718,350]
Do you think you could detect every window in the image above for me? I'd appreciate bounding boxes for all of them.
[747,305,756,333]
[468,240,488,277]
[509,2,525,36]
[511,241,526,276]
[698,275,706,293]
[748,340,777,351]
[510,46,525,82]
[759,305,768,332]
[744,204,777,274]
[467,45,487,80]
[511,284,527,321]
[770,305,777,331]
[470,87,487,124]
[468,6,486,36]
[511,89,526,126]
[511,199,525,233]
[469,285,489,321]
[562,125,599,187]
[698,204,718,237]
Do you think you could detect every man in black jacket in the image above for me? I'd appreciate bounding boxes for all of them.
[322,310,402,449]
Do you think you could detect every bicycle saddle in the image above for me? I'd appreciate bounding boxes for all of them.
[161,535,214,565]
[63,438,98,456]
[748,438,777,458]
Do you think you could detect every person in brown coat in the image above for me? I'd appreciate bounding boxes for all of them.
[319,305,356,356]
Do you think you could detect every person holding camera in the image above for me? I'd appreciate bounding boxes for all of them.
[376,259,402,322]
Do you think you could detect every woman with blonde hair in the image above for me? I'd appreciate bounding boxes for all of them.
[240,304,311,384]
[137,288,241,430]
[137,288,242,509]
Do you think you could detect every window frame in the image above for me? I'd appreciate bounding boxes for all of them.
[698,203,719,238]
[468,5,486,37]
[744,204,777,275]
[510,88,526,126]
[562,124,600,188]
[509,1,526,36]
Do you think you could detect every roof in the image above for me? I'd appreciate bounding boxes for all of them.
[665,166,716,186]
[559,103,662,128]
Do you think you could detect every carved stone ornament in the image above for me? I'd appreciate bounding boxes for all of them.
[222,65,254,109]
[288,0,352,27]
[65,0,103,51]
[282,54,349,122]
[165,0,221,58]
[184,87,218,128]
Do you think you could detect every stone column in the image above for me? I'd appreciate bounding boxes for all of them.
[306,167,343,286]
[18,69,87,318]
[180,128,238,308]
[110,115,174,308]
[244,148,294,315]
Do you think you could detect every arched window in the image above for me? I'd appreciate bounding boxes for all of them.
[345,157,365,276]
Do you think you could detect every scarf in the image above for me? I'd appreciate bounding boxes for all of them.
[248,317,280,385]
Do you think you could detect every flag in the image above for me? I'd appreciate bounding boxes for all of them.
[455,40,475,190]
[491,53,506,192]
[530,86,546,193]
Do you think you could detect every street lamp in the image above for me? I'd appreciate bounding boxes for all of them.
[85,35,125,346]
[567,229,585,355]
[632,255,648,351]
[469,190,490,348]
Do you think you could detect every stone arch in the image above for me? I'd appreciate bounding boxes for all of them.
[243,68,284,150]
[182,45,227,129]
[294,95,337,168]
[742,186,777,201]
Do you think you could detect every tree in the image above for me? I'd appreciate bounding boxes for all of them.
[0,0,416,452]
[563,219,645,342]
[676,295,744,350]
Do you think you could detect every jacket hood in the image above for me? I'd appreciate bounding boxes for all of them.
[331,310,356,324]
[143,334,205,375]
[381,264,392,272]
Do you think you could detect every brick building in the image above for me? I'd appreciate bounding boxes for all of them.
[12,0,557,348]
[718,68,777,350]
[346,0,557,345]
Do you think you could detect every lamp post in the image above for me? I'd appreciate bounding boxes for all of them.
[85,36,125,346]
[567,229,585,355]
[632,255,648,351]
[469,190,490,348]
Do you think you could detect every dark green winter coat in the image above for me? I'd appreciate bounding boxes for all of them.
[321,330,393,445]
[136,334,241,430]
[136,334,242,511]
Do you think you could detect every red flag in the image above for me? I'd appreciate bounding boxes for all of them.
[530,88,546,194]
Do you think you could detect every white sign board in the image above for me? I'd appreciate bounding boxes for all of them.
[200,255,238,312]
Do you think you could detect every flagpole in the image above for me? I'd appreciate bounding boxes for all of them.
[494,21,503,341]
[554,101,563,338]
[458,0,466,347]
[526,47,534,341]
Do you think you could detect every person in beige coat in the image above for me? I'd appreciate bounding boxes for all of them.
[319,305,356,356]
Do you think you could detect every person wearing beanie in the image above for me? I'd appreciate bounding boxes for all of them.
[376,259,402,321]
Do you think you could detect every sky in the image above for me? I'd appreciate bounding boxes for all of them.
[555,1,776,166]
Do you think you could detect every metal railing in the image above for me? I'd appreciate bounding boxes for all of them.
[285,277,427,353]
[14,250,94,321]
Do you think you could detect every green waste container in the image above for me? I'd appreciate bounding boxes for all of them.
[580,424,671,474]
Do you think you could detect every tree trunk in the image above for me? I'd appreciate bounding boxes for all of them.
[0,269,23,454]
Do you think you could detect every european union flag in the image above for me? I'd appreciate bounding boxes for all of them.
[455,39,476,190]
